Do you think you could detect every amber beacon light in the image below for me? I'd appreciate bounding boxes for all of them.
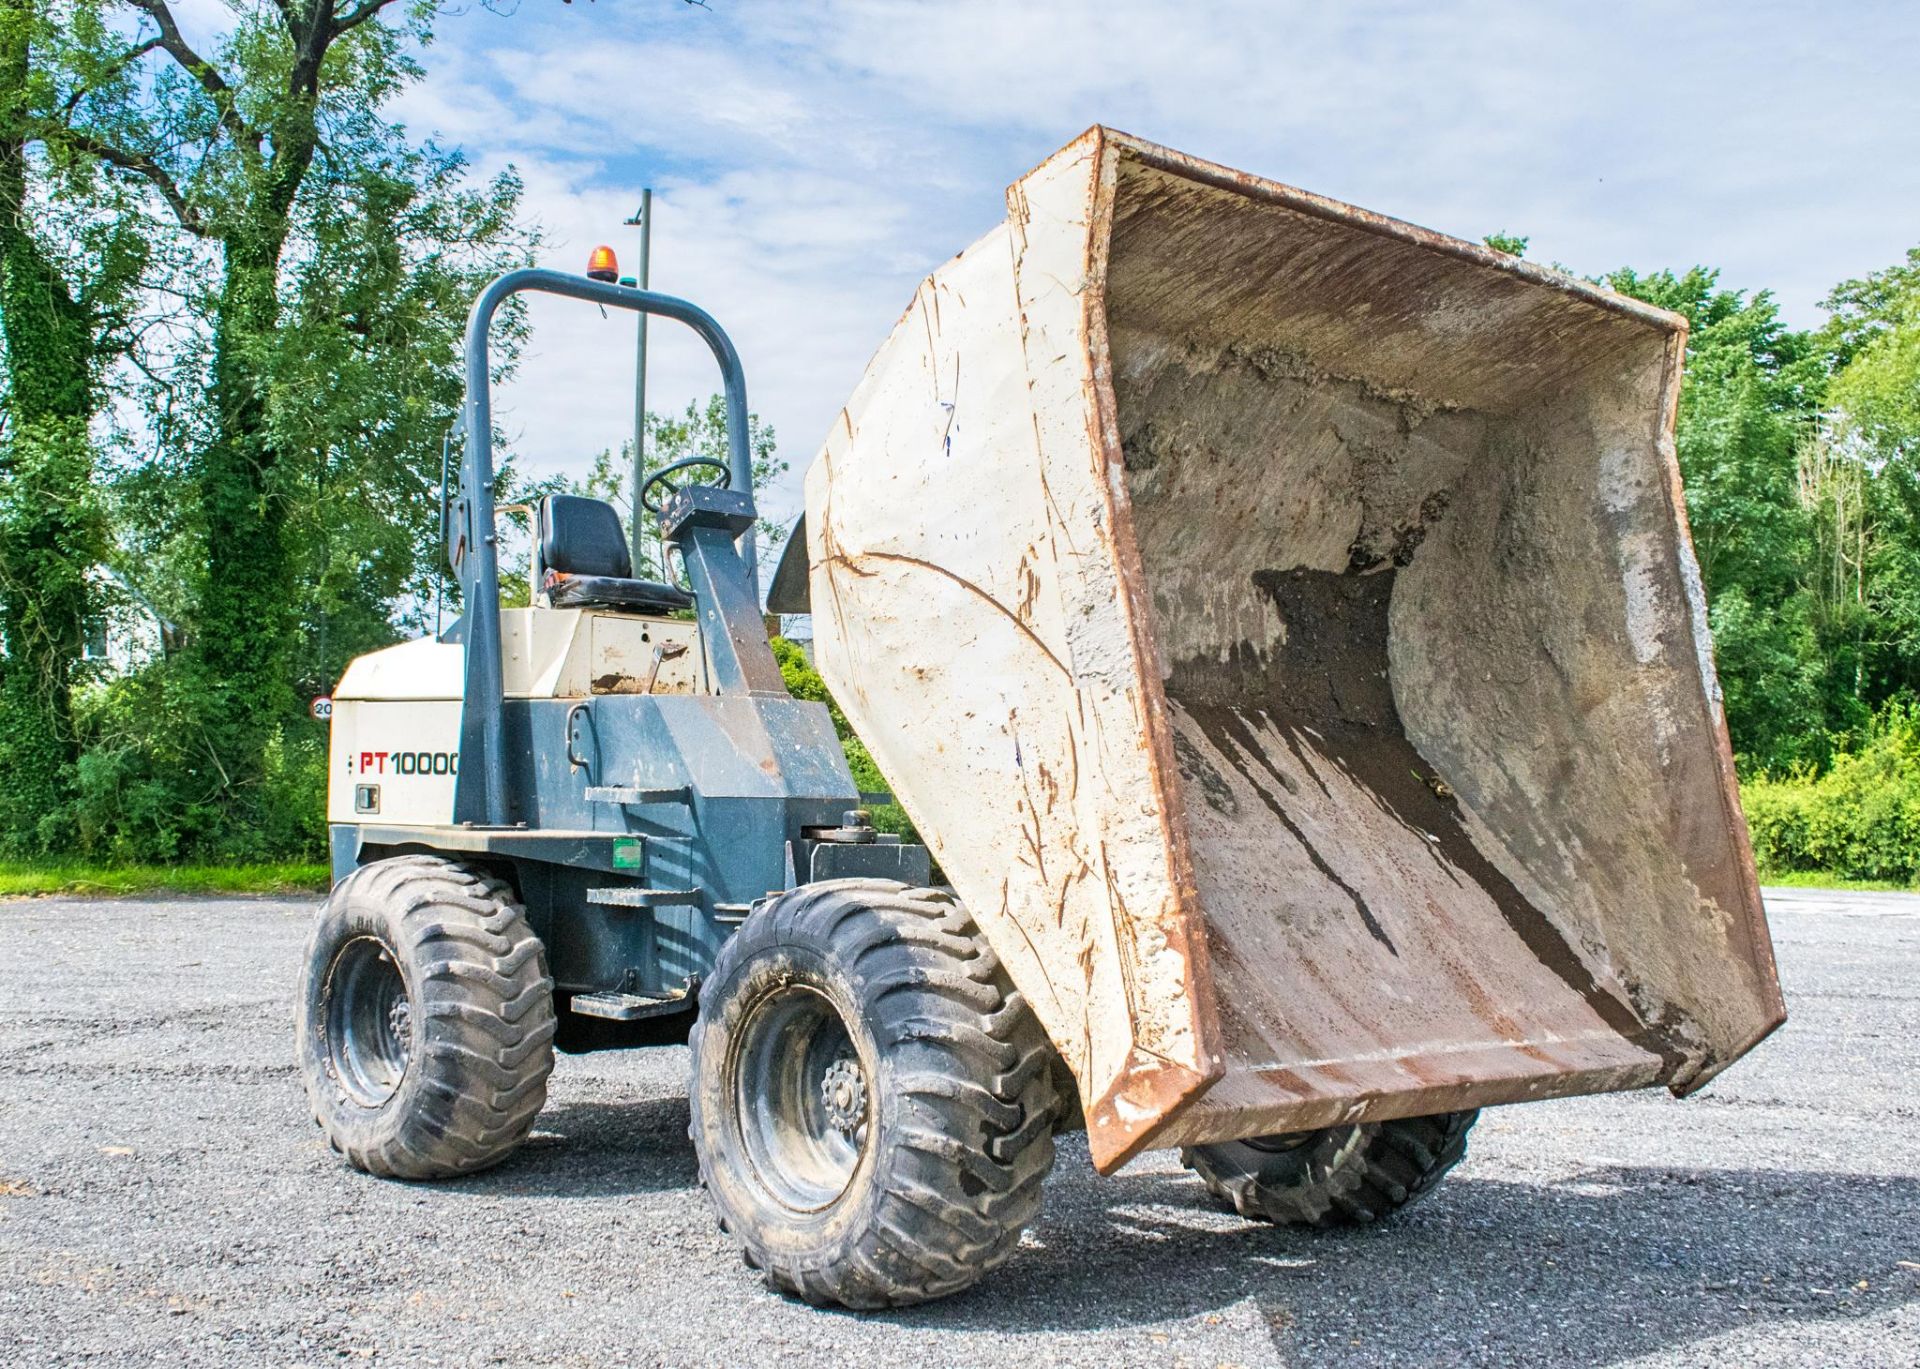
[585,245,619,282]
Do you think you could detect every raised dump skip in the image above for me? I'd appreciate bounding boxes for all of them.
[798,127,1785,1171]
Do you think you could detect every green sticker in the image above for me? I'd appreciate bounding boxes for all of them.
[612,838,645,870]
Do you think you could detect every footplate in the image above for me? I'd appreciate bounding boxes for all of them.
[569,988,693,1021]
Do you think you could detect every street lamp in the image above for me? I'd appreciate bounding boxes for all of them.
[622,189,653,571]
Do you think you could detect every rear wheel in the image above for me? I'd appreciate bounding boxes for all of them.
[296,855,556,1179]
[689,879,1059,1309]
[1182,1111,1477,1226]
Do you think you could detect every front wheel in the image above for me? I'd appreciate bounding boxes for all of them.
[296,855,557,1179]
[689,880,1059,1309]
[1182,1111,1477,1227]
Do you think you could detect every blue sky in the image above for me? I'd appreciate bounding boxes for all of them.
[201,1,1920,523]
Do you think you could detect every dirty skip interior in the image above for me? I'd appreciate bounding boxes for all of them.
[1100,156,1777,1144]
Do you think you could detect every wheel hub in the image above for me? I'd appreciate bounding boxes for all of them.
[731,983,872,1212]
[820,1057,866,1132]
[387,996,414,1056]
[323,936,413,1107]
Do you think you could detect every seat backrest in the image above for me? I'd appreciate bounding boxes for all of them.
[539,494,632,580]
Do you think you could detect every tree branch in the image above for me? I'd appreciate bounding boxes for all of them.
[124,0,259,149]
[124,1,224,99]
[62,35,163,118]
[59,129,206,236]
[331,0,400,37]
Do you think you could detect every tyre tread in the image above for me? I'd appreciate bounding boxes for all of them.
[298,857,555,1181]
[690,879,1058,1309]
[1182,1110,1476,1228]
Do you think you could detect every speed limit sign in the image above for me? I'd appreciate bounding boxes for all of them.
[310,695,333,722]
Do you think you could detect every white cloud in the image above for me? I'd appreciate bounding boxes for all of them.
[388,0,1918,530]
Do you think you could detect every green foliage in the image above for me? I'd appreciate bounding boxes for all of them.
[0,419,104,852]
[770,636,918,843]
[1742,701,1920,884]
[15,0,531,860]
[1482,232,1529,257]
[62,654,326,861]
[266,148,532,693]
[1705,587,1831,769]
[1824,246,1920,453]
[1817,250,1920,706]
[0,860,327,896]
[0,0,148,856]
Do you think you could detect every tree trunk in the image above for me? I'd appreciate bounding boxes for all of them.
[0,0,104,853]
[188,231,297,801]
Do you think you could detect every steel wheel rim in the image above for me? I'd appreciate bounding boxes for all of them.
[324,935,413,1107]
[732,982,870,1213]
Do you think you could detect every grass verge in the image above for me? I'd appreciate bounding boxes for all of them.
[0,862,329,898]
[1756,868,1916,894]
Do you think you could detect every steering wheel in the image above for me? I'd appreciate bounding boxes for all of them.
[641,456,733,515]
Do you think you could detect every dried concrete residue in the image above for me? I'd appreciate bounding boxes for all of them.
[1104,316,1755,1083]
[1111,330,1487,675]
[1164,564,1681,1067]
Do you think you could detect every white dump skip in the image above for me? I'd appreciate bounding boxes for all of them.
[801,127,1785,1171]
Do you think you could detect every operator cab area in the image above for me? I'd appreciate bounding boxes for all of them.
[466,490,708,698]
[534,493,693,615]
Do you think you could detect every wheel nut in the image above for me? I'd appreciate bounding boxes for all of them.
[388,999,413,1053]
[820,1058,866,1132]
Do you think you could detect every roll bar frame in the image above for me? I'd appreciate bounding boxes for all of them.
[448,268,758,826]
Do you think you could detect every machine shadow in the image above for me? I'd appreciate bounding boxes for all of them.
[441,1095,698,1198]
[888,1150,1920,1363]
[416,1091,1916,1363]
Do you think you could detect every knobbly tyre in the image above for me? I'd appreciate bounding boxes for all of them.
[298,127,1786,1310]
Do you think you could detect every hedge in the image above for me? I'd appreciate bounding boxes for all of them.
[1741,701,1920,885]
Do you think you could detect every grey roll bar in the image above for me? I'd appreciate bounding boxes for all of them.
[451,268,757,826]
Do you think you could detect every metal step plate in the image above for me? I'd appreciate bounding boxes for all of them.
[586,886,702,908]
[584,785,692,806]
[569,989,691,1021]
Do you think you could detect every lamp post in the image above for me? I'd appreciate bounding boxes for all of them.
[622,188,652,571]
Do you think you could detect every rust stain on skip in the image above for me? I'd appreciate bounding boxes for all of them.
[1074,128,1221,1171]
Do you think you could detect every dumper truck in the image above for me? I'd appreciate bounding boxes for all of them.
[297,127,1786,1309]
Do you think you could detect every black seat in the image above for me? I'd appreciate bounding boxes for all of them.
[537,494,694,613]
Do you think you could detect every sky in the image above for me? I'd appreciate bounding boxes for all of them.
[191,0,1920,525]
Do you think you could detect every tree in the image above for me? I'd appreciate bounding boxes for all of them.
[267,138,532,698]
[1604,266,1834,769]
[55,0,431,813]
[1824,245,1920,442]
[0,0,147,852]
[1820,247,1920,712]
[33,0,530,856]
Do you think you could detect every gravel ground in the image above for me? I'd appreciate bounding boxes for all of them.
[1,887,1916,1367]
